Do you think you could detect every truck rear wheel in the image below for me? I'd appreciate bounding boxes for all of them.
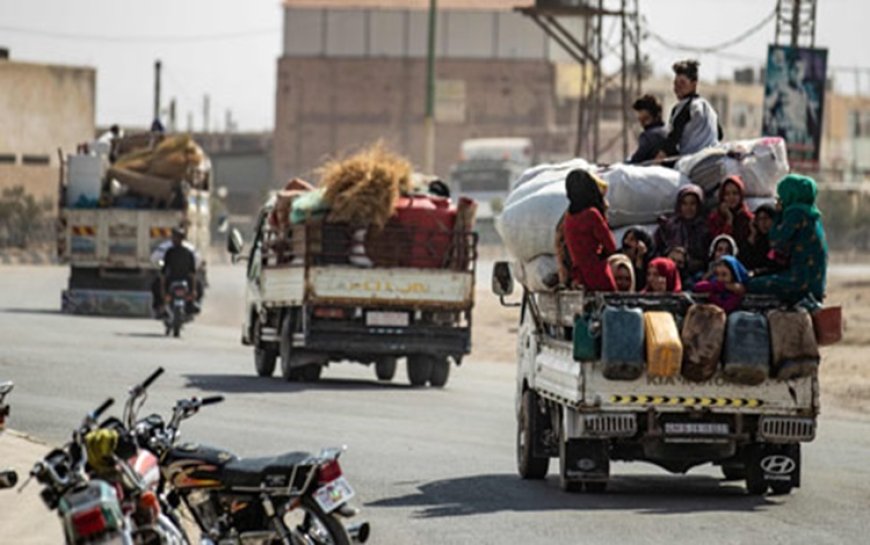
[518,390,549,480]
[375,357,398,381]
[255,346,278,377]
[428,357,450,388]
[406,356,433,387]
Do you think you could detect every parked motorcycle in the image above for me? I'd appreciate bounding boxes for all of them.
[128,368,370,545]
[24,397,136,544]
[164,280,195,337]
[1,381,18,489]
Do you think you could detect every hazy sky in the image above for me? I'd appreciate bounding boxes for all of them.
[1,0,867,131]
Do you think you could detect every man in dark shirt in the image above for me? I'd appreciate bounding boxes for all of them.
[160,228,198,312]
[628,94,667,164]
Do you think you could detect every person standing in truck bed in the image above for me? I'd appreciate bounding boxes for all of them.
[561,170,617,291]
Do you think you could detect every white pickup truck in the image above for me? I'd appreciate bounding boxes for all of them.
[228,196,477,387]
[492,262,817,495]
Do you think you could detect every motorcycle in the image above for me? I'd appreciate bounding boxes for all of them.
[163,280,195,338]
[1,380,17,489]
[24,397,136,545]
[128,368,370,545]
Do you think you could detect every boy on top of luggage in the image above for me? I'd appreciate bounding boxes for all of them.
[707,175,754,256]
[693,256,749,313]
[655,60,722,162]
[627,94,668,164]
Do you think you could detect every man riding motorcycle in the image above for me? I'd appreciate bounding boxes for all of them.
[155,228,199,318]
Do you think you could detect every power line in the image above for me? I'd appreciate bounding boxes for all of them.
[643,7,777,54]
[0,25,280,44]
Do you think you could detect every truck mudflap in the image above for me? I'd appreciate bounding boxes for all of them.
[61,289,152,317]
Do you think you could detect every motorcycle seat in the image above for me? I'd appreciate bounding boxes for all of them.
[222,451,314,489]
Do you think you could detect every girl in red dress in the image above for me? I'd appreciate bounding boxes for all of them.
[561,170,617,291]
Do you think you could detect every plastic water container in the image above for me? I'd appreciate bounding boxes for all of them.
[768,309,820,380]
[644,311,683,378]
[681,304,727,382]
[601,306,645,380]
[573,314,599,361]
[66,154,103,207]
[723,311,770,385]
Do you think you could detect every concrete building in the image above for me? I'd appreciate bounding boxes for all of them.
[274,0,591,182]
[0,54,96,205]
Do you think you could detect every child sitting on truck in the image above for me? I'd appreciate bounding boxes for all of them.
[644,257,682,293]
[607,254,636,293]
[653,184,709,277]
[748,174,828,303]
[707,175,754,256]
[561,169,617,291]
[693,255,748,313]
[620,226,654,291]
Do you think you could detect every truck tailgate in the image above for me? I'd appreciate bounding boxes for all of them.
[307,266,473,308]
[62,209,180,267]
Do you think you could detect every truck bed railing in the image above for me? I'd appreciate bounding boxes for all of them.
[263,222,478,273]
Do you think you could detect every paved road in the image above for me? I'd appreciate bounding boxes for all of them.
[2,265,870,544]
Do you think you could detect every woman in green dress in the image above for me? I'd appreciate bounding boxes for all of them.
[748,174,827,303]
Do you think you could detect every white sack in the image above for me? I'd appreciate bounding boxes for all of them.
[506,158,592,208]
[513,254,560,292]
[601,164,689,228]
[676,137,788,199]
[496,181,568,262]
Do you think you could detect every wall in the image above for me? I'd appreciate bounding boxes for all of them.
[273,56,573,182]
[0,60,96,204]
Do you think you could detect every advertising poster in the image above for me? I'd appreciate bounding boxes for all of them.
[762,45,828,170]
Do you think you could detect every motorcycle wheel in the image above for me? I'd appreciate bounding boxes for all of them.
[285,496,352,545]
[172,322,181,337]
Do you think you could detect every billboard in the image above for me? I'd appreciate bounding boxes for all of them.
[762,45,828,171]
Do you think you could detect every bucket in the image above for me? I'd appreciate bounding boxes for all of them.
[813,306,843,346]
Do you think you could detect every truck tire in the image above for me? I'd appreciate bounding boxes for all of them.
[517,390,549,480]
[299,364,323,382]
[254,346,278,377]
[744,444,767,495]
[280,317,297,382]
[407,356,433,387]
[721,464,746,481]
[375,357,398,381]
[428,357,451,388]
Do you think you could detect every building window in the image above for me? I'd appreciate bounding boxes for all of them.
[0,153,15,164]
[21,154,50,166]
[851,110,870,138]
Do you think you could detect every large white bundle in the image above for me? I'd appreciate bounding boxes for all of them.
[496,181,568,262]
[513,254,560,292]
[601,165,689,228]
[505,158,592,208]
[676,137,788,199]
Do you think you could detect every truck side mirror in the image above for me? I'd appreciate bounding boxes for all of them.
[492,261,514,297]
[227,228,244,256]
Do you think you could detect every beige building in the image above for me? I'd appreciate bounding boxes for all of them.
[274,0,594,183]
[0,56,96,204]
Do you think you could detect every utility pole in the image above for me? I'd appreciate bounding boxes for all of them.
[169,98,177,133]
[153,60,162,124]
[423,0,437,174]
[203,94,211,133]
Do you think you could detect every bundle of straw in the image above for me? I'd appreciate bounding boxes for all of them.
[319,142,412,229]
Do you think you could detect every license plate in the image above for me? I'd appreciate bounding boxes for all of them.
[664,422,729,435]
[366,311,409,327]
[313,476,355,514]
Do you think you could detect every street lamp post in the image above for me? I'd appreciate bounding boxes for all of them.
[424,0,437,174]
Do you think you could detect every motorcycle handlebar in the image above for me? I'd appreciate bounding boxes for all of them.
[92,398,114,420]
[141,367,165,390]
[200,396,224,406]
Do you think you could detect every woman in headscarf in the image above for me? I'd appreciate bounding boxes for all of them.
[748,174,828,303]
[620,226,655,291]
[707,175,754,255]
[742,203,778,274]
[644,257,682,293]
[653,184,710,277]
[560,169,617,291]
[607,254,636,293]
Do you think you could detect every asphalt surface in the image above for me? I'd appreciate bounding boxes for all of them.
[2,264,870,544]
